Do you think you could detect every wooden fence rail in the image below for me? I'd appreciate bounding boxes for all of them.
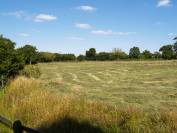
[0,115,42,133]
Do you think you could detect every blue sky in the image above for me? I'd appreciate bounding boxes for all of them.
[0,0,177,55]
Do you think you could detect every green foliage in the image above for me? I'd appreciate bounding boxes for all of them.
[174,37,177,55]
[20,65,41,78]
[60,54,76,61]
[17,45,38,64]
[112,48,129,60]
[86,48,96,60]
[129,47,141,59]
[54,53,62,61]
[0,35,25,87]
[152,52,162,59]
[96,52,112,61]
[141,50,152,59]
[38,52,55,62]
[77,55,85,61]
[159,45,174,60]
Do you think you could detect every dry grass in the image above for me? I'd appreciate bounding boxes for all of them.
[0,76,177,133]
[38,61,177,109]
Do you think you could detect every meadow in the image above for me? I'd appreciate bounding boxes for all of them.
[38,61,177,109]
[0,61,177,133]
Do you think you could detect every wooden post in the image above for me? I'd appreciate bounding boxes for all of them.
[13,120,23,133]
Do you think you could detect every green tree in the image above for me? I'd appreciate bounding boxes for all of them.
[129,47,141,59]
[174,37,177,58]
[38,52,55,62]
[86,48,96,60]
[159,45,174,60]
[18,45,37,64]
[141,50,152,59]
[60,54,76,61]
[153,52,162,59]
[77,55,85,61]
[96,52,111,61]
[112,48,128,60]
[0,35,24,87]
[54,53,62,61]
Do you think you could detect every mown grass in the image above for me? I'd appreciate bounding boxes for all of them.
[38,61,177,109]
[0,77,177,133]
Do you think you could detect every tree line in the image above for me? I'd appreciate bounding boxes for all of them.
[0,35,177,87]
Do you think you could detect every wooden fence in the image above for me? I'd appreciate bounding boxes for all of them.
[0,115,42,133]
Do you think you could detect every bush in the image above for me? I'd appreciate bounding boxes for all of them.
[20,65,41,78]
[96,52,112,61]
[37,52,55,62]
[77,55,85,61]
[0,35,25,88]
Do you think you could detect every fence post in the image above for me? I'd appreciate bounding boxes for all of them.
[13,120,23,133]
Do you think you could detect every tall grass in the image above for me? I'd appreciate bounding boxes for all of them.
[0,77,177,133]
[20,65,41,78]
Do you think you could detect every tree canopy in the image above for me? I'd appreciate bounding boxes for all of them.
[0,35,24,87]
[18,45,38,64]
[159,45,174,60]
[129,47,141,59]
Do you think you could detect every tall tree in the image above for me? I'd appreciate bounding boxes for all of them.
[159,45,174,60]
[141,50,152,59]
[174,37,177,53]
[112,48,128,60]
[153,52,162,59]
[18,45,37,64]
[0,35,24,87]
[86,48,96,60]
[129,47,141,59]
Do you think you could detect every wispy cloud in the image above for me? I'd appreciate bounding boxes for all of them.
[2,10,25,17]
[168,33,176,38]
[34,14,57,22]
[75,23,92,29]
[69,36,85,41]
[1,11,57,22]
[1,10,31,20]
[18,33,30,37]
[77,5,96,12]
[91,30,137,36]
[32,29,40,33]
[157,0,171,7]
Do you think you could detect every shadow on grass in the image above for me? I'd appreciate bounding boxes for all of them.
[38,117,105,133]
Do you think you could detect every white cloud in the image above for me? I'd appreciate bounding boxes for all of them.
[168,33,175,38]
[2,11,57,22]
[2,10,25,17]
[157,0,171,7]
[91,30,137,36]
[32,29,40,33]
[77,5,96,12]
[75,23,92,29]
[34,14,57,22]
[18,33,30,37]
[69,36,85,41]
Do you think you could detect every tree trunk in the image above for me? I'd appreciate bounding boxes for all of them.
[1,75,4,88]
[30,59,32,65]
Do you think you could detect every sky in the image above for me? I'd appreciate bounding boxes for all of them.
[0,0,177,55]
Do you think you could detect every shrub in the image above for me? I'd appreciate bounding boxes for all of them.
[77,55,86,61]
[20,65,41,78]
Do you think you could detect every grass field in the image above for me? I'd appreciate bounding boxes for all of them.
[38,61,177,109]
[1,61,177,133]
